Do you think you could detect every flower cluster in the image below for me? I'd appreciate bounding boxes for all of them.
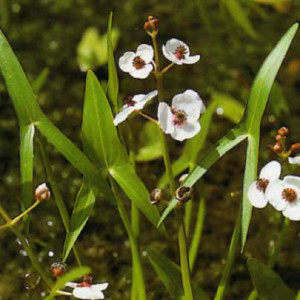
[114,17,205,141]
[248,161,300,220]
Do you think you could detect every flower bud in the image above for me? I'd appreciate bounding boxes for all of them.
[175,186,193,203]
[272,142,282,154]
[150,188,163,205]
[178,173,188,184]
[291,143,300,153]
[50,262,67,278]
[275,134,282,142]
[35,183,51,202]
[144,16,159,34]
[277,127,289,136]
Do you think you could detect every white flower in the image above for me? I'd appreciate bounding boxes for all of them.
[267,176,300,220]
[247,161,281,208]
[119,44,154,79]
[289,156,300,164]
[66,282,109,300]
[162,38,200,65]
[158,89,205,141]
[113,90,158,126]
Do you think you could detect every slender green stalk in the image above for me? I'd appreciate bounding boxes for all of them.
[37,137,82,265]
[0,204,53,288]
[184,201,193,237]
[296,290,300,300]
[109,178,146,300]
[0,200,40,230]
[189,198,206,271]
[214,210,240,300]
[151,32,193,300]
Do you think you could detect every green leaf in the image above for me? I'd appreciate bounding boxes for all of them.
[77,26,119,72]
[82,70,128,168]
[44,266,91,300]
[0,30,43,125]
[107,12,119,112]
[158,125,247,226]
[33,67,50,94]
[147,248,184,300]
[241,23,298,249]
[223,0,257,39]
[147,248,209,300]
[247,258,295,300]
[136,122,162,162]
[110,164,162,228]
[269,82,289,116]
[63,180,95,261]
[0,30,113,200]
[20,124,35,211]
[243,23,298,134]
[212,92,244,124]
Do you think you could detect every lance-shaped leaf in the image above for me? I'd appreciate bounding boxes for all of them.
[107,12,119,112]
[82,71,161,227]
[0,30,113,199]
[241,23,298,249]
[44,266,91,300]
[63,180,95,261]
[147,248,209,300]
[248,258,295,300]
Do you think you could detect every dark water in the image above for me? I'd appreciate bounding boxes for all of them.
[1,0,300,299]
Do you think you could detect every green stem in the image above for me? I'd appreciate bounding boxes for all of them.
[189,197,206,271]
[0,204,53,288]
[151,32,193,299]
[37,137,82,265]
[109,178,146,300]
[178,213,195,300]
[214,210,240,300]
[184,201,193,237]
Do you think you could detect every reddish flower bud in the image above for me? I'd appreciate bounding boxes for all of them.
[273,142,283,154]
[291,143,300,153]
[144,16,159,34]
[277,127,289,136]
[50,262,67,278]
[275,134,282,142]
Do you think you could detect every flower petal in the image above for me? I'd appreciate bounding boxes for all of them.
[92,283,109,290]
[266,179,287,211]
[113,106,135,125]
[66,282,78,288]
[289,156,300,164]
[283,201,300,220]
[129,63,153,79]
[259,160,281,181]
[73,287,104,300]
[162,45,181,64]
[136,44,154,63]
[119,52,135,72]
[172,90,203,122]
[165,38,190,56]
[171,121,200,141]
[133,90,158,110]
[183,55,200,64]
[247,181,268,208]
[158,102,174,134]
[283,175,300,191]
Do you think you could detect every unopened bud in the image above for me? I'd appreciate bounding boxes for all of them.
[178,173,188,184]
[277,127,289,136]
[50,262,67,278]
[291,143,300,153]
[35,183,51,202]
[175,186,193,203]
[150,188,163,205]
[144,16,159,34]
[273,142,282,154]
[275,134,282,142]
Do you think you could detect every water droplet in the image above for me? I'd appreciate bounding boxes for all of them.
[47,220,53,227]
[216,107,224,115]
[24,273,41,290]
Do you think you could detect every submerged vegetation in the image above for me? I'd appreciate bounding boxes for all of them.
[1,1,300,299]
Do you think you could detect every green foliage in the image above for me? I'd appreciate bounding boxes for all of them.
[44,266,91,300]
[77,26,120,72]
[247,258,295,300]
[136,122,162,162]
